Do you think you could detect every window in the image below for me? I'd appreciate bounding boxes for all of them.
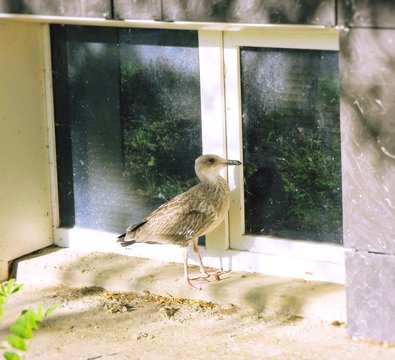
[51,25,202,233]
[224,30,341,253]
[51,25,343,280]
[241,47,341,243]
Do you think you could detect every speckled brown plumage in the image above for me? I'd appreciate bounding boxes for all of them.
[123,176,230,246]
[118,154,242,289]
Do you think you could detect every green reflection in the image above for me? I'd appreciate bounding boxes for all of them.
[241,47,342,243]
[120,29,202,202]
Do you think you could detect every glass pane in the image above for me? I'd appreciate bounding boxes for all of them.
[241,47,342,243]
[51,25,202,233]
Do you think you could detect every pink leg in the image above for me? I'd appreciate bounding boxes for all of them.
[193,240,224,281]
[183,247,203,290]
[193,240,209,277]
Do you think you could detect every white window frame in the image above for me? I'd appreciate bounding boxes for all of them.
[8,13,345,283]
[224,29,344,268]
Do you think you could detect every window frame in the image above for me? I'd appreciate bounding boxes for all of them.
[224,29,344,264]
[32,16,345,283]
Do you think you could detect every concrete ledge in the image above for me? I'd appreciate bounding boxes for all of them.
[54,227,346,284]
[15,246,346,323]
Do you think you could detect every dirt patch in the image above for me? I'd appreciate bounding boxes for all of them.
[1,285,395,360]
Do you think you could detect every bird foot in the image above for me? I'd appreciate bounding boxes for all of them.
[186,277,209,290]
[201,269,227,281]
[186,270,229,289]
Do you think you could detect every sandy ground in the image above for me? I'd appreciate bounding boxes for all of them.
[1,284,394,360]
[1,247,395,359]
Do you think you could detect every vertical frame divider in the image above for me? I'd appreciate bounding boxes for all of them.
[42,23,60,232]
[223,32,245,249]
[198,30,229,250]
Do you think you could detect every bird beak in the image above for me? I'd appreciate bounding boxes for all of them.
[226,159,242,166]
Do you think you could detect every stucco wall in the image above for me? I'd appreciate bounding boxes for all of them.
[339,0,395,344]
[1,0,395,344]
[0,21,53,281]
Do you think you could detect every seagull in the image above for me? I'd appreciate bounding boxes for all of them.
[117,154,242,289]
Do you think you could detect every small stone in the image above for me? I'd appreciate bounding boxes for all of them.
[137,332,149,340]
[164,307,179,318]
[331,320,346,327]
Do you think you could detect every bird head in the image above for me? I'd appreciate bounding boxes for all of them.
[195,154,242,183]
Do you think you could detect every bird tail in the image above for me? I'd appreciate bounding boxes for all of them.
[117,233,126,240]
[117,233,136,247]
[117,220,147,247]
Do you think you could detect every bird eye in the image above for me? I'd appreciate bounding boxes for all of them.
[208,157,215,164]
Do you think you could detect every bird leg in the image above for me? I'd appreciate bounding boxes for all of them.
[193,240,210,278]
[183,247,206,290]
[183,242,225,289]
[193,240,224,281]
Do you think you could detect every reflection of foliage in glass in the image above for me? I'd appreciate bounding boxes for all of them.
[120,59,201,201]
[276,129,341,233]
[243,50,342,241]
[247,122,341,237]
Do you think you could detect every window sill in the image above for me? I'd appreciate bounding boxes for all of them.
[54,227,345,284]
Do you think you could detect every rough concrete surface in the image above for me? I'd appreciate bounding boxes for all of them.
[0,246,394,359]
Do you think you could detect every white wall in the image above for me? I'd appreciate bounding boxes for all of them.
[0,21,53,281]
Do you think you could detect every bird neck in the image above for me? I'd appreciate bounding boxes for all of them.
[198,172,226,187]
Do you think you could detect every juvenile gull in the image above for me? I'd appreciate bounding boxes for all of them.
[117,154,242,289]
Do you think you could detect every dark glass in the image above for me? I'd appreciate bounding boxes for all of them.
[51,25,202,233]
[241,47,342,243]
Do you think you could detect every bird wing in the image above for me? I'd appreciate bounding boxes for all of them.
[126,185,216,245]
